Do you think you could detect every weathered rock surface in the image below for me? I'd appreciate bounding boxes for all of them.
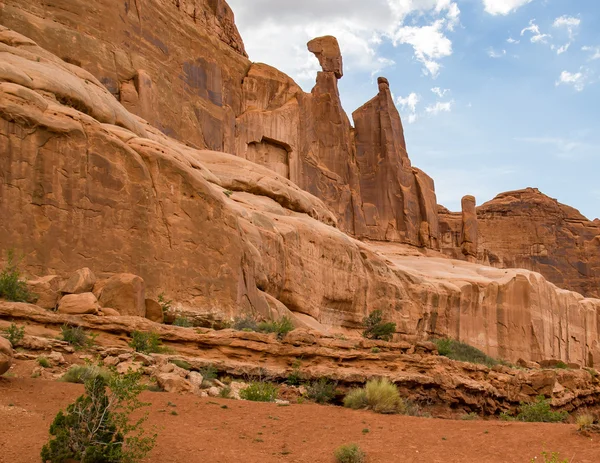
[98,274,146,318]
[0,336,13,375]
[57,293,100,315]
[461,195,478,261]
[145,299,164,324]
[61,268,96,294]
[27,275,61,310]
[307,36,343,79]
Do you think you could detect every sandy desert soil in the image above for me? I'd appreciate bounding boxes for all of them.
[1,378,599,463]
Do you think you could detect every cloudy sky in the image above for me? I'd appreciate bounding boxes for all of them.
[228,0,600,220]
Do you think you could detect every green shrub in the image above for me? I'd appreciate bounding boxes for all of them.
[129,331,163,354]
[60,325,94,349]
[232,315,259,332]
[37,356,51,368]
[286,360,303,386]
[305,378,338,404]
[172,316,193,328]
[530,451,569,463]
[0,250,33,302]
[41,370,156,463]
[552,361,569,369]
[334,444,366,463]
[198,365,218,382]
[362,310,396,341]
[3,322,25,346]
[157,293,172,315]
[516,396,568,423]
[257,316,294,338]
[61,364,112,384]
[460,412,479,420]
[169,359,192,371]
[240,381,278,402]
[344,378,405,414]
[219,386,232,399]
[432,338,501,367]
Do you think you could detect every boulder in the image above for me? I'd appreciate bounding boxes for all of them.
[57,292,100,315]
[99,307,120,317]
[27,275,61,310]
[188,371,204,390]
[145,299,164,323]
[156,373,193,393]
[0,336,13,375]
[61,268,96,294]
[98,274,146,317]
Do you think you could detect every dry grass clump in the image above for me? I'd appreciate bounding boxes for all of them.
[344,378,406,414]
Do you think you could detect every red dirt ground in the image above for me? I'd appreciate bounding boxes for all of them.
[1,378,599,463]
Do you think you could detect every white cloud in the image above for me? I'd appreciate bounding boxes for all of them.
[582,46,600,61]
[431,87,450,98]
[521,19,550,44]
[482,0,534,16]
[425,100,453,114]
[396,92,421,124]
[392,20,453,78]
[555,70,588,92]
[228,0,460,85]
[517,136,598,159]
[488,48,507,58]
[552,15,580,55]
[507,37,520,44]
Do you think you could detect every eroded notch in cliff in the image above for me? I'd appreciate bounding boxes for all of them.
[246,137,291,180]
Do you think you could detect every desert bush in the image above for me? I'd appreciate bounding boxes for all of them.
[232,315,259,332]
[129,331,163,354]
[37,356,51,368]
[460,412,479,421]
[530,451,569,463]
[257,316,294,338]
[286,360,303,386]
[61,364,112,384]
[552,361,569,369]
[219,386,232,399]
[41,370,156,463]
[239,381,278,402]
[516,396,568,423]
[198,364,218,382]
[157,293,172,315]
[334,444,366,463]
[362,310,396,341]
[61,325,95,349]
[0,249,33,302]
[432,338,502,367]
[172,316,193,328]
[3,322,25,346]
[305,378,338,404]
[169,359,192,371]
[344,378,405,414]
[576,413,595,430]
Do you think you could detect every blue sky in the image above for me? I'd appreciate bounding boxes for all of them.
[228,0,599,220]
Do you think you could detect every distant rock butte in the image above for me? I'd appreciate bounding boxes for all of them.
[0,0,598,367]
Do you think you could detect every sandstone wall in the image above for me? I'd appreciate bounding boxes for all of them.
[439,189,600,299]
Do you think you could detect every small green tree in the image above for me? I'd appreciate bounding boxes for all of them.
[362,310,396,341]
[0,250,33,302]
[157,293,172,315]
[129,331,163,354]
[41,369,155,463]
[3,323,25,346]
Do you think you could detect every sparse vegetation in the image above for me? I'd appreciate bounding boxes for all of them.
[305,378,338,404]
[60,324,95,349]
[530,451,569,463]
[60,364,112,384]
[334,444,366,463]
[576,413,595,430]
[240,381,278,402]
[0,249,33,303]
[551,361,569,369]
[432,338,504,368]
[157,293,172,315]
[232,315,259,332]
[344,378,406,414]
[41,370,156,463]
[172,316,193,328]
[286,359,303,386]
[169,359,192,371]
[501,396,568,423]
[362,310,396,341]
[3,322,25,346]
[198,365,218,384]
[257,316,294,338]
[37,356,51,368]
[219,386,232,399]
[460,412,479,420]
[129,331,163,354]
